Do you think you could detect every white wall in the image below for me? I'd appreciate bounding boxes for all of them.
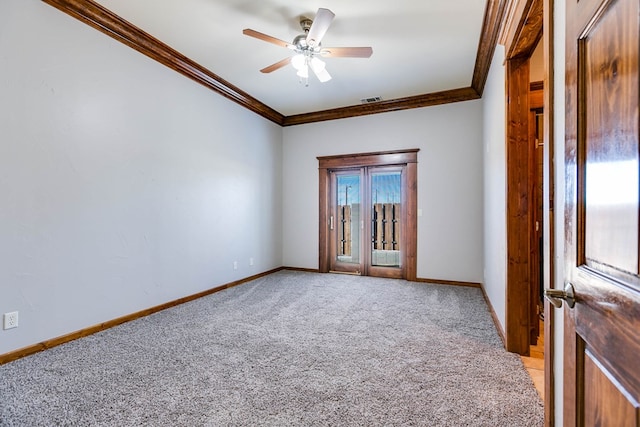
[0,1,283,355]
[282,102,484,283]
[482,45,507,330]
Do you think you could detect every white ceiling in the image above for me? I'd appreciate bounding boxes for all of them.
[96,0,486,116]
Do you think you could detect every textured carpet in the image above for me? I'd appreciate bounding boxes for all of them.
[0,271,543,426]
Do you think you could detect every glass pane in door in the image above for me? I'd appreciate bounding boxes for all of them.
[336,174,361,264]
[371,171,401,267]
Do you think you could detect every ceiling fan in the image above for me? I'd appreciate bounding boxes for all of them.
[243,8,373,85]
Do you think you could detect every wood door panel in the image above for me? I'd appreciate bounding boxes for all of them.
[574,269,640,394]
[582,0,639,275]
[584,351,639,427]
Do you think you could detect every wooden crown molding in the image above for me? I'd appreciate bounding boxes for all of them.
[284,87,480,126]
[42,0,502,126]
[42,0,285,125]
[471,0,509,95]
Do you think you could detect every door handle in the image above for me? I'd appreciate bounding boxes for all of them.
[330,216,334,230]
[544,283,576,309]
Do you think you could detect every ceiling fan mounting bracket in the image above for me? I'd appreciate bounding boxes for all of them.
[299,18,313,33]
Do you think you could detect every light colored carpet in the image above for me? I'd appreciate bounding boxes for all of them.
[0,271,543,426]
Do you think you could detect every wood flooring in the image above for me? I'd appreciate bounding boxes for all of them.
[521,319,545,399]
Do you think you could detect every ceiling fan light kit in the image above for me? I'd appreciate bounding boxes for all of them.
[291,53,330,86]
[243,8,373,86]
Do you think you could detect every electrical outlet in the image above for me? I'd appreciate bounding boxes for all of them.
[233,261,238,270]
[249,257,254,266]
[3,311,18,330]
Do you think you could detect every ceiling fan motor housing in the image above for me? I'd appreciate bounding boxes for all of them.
[293,34,322,54]
[294,18,321,53]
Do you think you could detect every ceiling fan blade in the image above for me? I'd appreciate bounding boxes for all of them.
[305,8,335,47]
[243,29,295,50]
[260,57,292,73]
[320,47,373,58]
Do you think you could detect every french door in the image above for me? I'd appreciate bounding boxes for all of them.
[329,167,404,278]
[318,150,418,280]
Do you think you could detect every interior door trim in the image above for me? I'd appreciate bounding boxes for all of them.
[318,149,419,281]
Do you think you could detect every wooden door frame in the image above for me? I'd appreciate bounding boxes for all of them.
[529,98,544,345]
[501,0,556,424]
[318,149,419,281]
[505,53,533,355]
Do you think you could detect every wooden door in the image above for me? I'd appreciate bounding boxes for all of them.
[366,166,405,279]
[564,0,640,424]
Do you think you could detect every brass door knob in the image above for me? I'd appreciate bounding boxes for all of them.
[544,283,576,309]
